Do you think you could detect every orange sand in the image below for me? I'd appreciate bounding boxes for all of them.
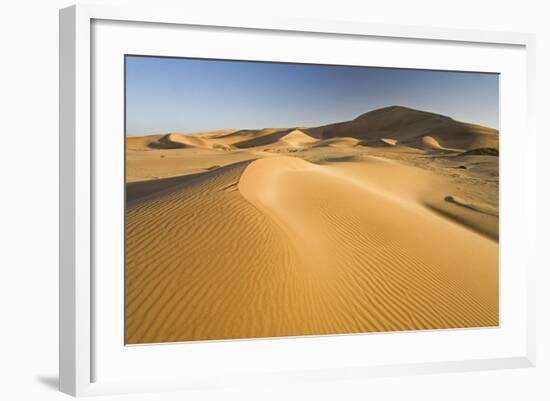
[125,106,499,344]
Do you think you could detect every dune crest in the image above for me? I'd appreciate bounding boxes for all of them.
[126,156,498,344]
[149,133,215,149]
[309,105,498,151]
[239,157,498,330]
[420,135,461,152]
[314,137,360,148]
[379,138,398,146]
[279,129,318,147]
[421,135,443,149]
[125,105,499,344]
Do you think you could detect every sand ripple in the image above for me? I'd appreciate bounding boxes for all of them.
[126,156,498,344]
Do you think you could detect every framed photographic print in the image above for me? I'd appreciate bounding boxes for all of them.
[59,4,536,396]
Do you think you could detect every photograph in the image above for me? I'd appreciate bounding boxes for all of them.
[124,55,499,345]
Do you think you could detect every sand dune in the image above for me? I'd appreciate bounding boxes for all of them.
[148,133,220,149]
[126,161,303,343]
[419,135,461,152]
[126,147,259,182]
[379,138,398,146]
[313,137,360,148]
[126,154,498,343]
[309,106,498,151]
[129,106,498,153]
[125,105,499,344]
[126,134,163,150]
[279,129,318,147]
[190,129,239,139]
[232,128,292,148]
[423,195,498,240]
[421,135,444,149]
[230,129,360,150]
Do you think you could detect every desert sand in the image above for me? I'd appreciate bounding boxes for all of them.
[125,106,499,344]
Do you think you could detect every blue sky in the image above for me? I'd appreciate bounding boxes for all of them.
[125,56,499,135]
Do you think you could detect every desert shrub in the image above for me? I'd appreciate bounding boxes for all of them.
[213,144,230,151]
[460,148,499,156]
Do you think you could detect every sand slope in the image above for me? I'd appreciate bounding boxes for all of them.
[126,162,303,343]
[379,138,398,146]
[279,129,318,147]
[125,146,259,182]
[149,133,220,149]
[125,105,499,344]
[128,106,498,153]
[308,105,498,151]
[232,128,293,148]
[313,137,360,148]
[419,135,461,152]
[126,155,498,344]
[126,134,163,150]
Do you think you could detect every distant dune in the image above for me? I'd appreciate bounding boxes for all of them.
[232,128,292,148]
[125,105,499,344]
[313,137,360,148]
[306,106,498,151]
[126,134,163,150]
[149,133,218,149]
[419,135,462,152]
[128,106,498,153]
[279,129,318,147]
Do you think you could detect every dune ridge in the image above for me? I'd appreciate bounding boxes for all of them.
[126,161,306,343]
[305,105,498,151]
[379,138,398,146]
[125,105,499,344]
[127,106,498,154]
[126,155,498,343]
[149,133,221,149]
[279,129,318,147]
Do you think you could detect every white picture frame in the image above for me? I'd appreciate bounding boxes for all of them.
[59,4,536,397]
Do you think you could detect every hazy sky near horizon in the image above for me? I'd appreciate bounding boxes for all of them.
[126,56,499,135]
